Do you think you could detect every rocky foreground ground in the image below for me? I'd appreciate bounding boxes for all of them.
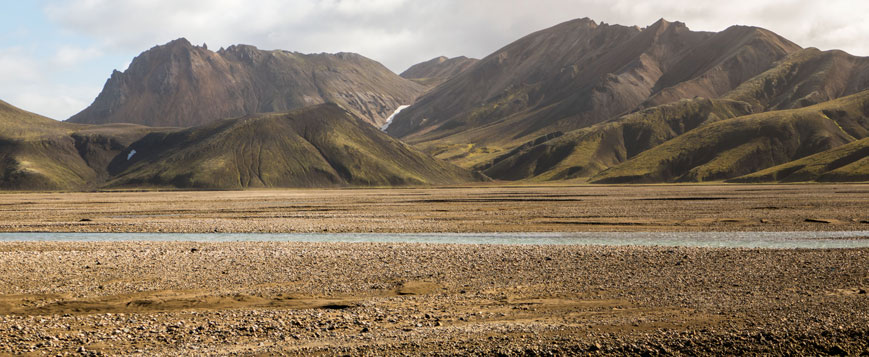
[0,241,867,355]
[0,184,867,355]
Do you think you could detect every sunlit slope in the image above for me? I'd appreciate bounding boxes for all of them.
[479,47,869,183]
[0,100,157,190]
[731,137,869,182]
[481,98,753,181]
[590,90,869,183]
[108,104,481,189]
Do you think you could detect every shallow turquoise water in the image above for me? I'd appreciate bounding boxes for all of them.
[1,231,868,248]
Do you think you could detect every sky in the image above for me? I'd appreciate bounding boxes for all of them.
[2,0,868,120]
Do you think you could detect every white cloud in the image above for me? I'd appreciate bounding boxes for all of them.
[0,46,100,119]
[43,0,319,50]
[42,0,869,75]
[0,47,43,83]
[9,84,96,120]
[52,45,103,67]
[5,0,866,120]
[327,0,408,14]
[593,0,869,55]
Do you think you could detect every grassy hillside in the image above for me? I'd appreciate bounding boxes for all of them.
[0,101,158,190]
[108,104,481,189]
[590,90,869,183]
[0,100,73,138]
[0,137,96,190]
[1,100,90,190]
[3,100,477,190]
[730,137,869,182]
[482,98,753,181]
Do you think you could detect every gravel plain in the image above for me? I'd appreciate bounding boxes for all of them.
[1,184,868,233]
[0,184,867,355]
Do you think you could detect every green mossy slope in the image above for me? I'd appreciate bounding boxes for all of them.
[590,91,869,183]
[0,100,157,190]
[730,137,869,182]
[108,104,481,189]
[482,98,753,181]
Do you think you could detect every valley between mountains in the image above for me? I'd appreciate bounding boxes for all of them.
[1,17,867,190]
[2,12,869,356]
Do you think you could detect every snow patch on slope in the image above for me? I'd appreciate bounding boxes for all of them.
[381,105,410,131]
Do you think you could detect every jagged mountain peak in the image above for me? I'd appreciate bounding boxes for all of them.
[562,17,598,28]
[646,18,685,30]
[165,37,193,47]
[68,39,424,127]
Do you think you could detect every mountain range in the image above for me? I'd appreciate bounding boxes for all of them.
[67,38,424,128]
[387,18,868,183]
[1,17,867,190]
[480,45,869,183]
[0,100,478,190]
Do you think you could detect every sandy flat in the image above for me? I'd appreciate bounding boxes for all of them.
[0,183,867,233]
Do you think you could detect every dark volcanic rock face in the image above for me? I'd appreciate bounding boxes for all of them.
[68,38,424,128]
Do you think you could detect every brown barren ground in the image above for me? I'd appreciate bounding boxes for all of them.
[0,184,867,355]
[1,184,867,233]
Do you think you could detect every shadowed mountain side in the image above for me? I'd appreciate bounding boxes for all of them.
[107,104,482,189]
[387,18,703,140]
[0,136,98,190]
[0,100,164,190]
[481,98,753,181]
[400,56,479,88]
[641,26,800,107]
[724,48,869,111]
[68,38,424,128]
[387,18,799,168]
[590,90,869,183]
[730,137,869,183]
